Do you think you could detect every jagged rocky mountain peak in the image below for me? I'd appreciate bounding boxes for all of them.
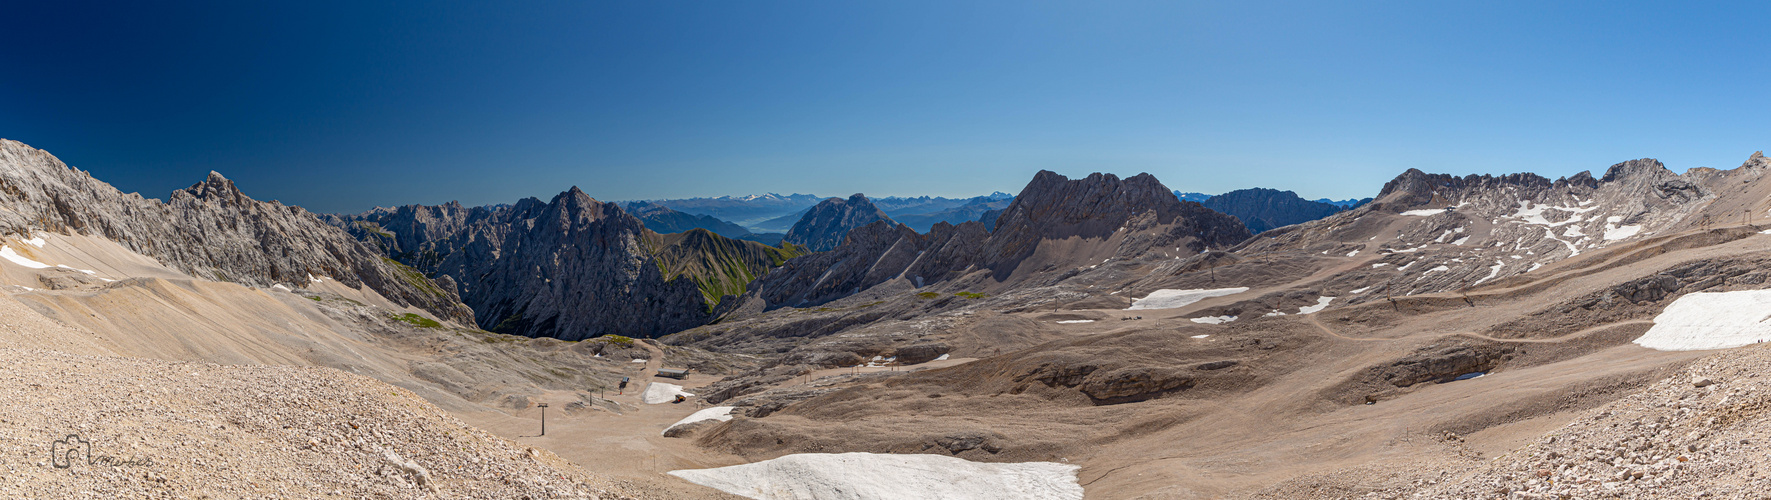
[783,193,894,252]
[1600,158,1673,183]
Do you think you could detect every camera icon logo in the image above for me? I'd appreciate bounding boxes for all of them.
[51,434,90,469]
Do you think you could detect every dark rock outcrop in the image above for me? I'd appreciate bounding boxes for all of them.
[334,189,801,340]
[783,194,894,252]
[0,139,474,324]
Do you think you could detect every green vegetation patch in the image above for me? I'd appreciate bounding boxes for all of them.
[382,257,446,298]
[595,335,636,346]
[954,292,988,299]
[391,313,442,329]
[916,291,941,299]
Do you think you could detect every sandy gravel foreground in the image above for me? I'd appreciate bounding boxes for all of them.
[0,348,641,499]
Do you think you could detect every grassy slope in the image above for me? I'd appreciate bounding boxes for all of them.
[642,228,807,308]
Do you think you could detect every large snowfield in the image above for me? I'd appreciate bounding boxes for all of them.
[1128,287,1248,310]
[668,452,1084,500]
[1635,290,1771,350]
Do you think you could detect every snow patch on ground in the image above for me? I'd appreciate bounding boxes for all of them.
[1054,320,1095,324]
[0,246,51,269]
[1346,249,1359,257]
[1635,290,1771,351]
[1472,259,1506,286]
[1190,334,1211,339]
[24,235,46,248]
[663,406,738,436]
[1605,224,1642,241]
[1190,315,1237,324]
[1350,286,1372,294]
[933,354,949,361]
[668,452,1084,500]
[1128,287,1248,310]
[631,358,648,363]
[642,382,694,404]
[1400,208,1448,216]
[1298,297,1335,314]
[270,284,292,293]
[1372,263,1389,268]
[1451,236,1470,246]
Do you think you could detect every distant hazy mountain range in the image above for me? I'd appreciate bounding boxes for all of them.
[640,191,1016,234]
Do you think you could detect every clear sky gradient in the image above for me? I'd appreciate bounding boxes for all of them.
[5,1,1771,213]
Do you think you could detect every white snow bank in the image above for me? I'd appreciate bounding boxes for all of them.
[643,382,694,404]
[1128,287,1248,310]
[632,358,648,363]
[933,353,949,361]
[0,246,51,269]
[1190,315,1236,324]
[1635,290,1771,351]
[670,452,1083,500]
[24,235,46,248]
[663,406,738,436]
[1298,296,1335,314]
[1054,320,1095,324]
[270,284,292,293]
[1190,334,1210,339]
[1400,208,1447,216]
[1350,286,1372,294]
[1604,224,1642,241]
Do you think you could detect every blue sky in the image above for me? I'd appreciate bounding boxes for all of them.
[4,1,1771,213]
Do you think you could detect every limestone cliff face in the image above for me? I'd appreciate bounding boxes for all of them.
[783,194,894,252]
[752,170,1252,307]
[0,139,474,324]
[335,189,801,340]
[1235,154,1771,300]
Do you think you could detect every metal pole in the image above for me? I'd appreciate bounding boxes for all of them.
[538,403,548,436]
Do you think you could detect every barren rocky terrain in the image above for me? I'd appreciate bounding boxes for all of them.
[11,135,1771,498]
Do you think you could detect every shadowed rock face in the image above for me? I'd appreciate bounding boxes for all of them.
[334,189,802,340]
[0,139,475,324]
[335,189,706,340]
[1202,188,1346,234]
[783,194,894,252]
[751,170,1252,308]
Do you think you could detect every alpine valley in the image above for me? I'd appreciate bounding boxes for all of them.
[11,136,1771,499]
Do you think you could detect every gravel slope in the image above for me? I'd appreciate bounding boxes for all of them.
[0,347,646,499]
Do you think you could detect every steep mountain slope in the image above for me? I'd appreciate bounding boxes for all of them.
[1213,156,1771,304]
[704,170,1252,321]
[782,194,895,252]
[0,139,473,324]
[627,201,754,239]
[334,189,800,339]
[1202,187,1347,233]
[644,228,807,306]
